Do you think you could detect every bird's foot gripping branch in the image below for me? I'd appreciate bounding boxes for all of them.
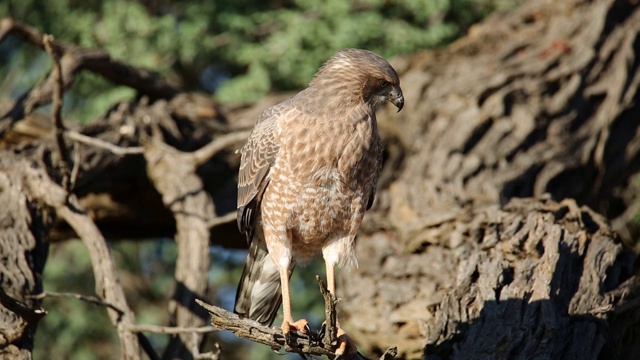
[196,276,398,360]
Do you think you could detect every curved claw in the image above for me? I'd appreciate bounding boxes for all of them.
[281,318,311,347]
[316,322,326,341]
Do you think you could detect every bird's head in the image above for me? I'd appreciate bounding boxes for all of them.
[310,49,404,112]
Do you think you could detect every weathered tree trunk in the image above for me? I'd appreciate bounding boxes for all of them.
[0,160,49,359]
[0,0,639,358]
[342,198,637,359]
[339,0,640,358]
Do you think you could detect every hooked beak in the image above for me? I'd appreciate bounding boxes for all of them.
[388,87,404,112]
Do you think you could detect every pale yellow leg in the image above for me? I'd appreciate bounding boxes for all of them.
[279,266,308,337]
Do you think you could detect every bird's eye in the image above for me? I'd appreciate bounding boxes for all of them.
[379,80,389,88]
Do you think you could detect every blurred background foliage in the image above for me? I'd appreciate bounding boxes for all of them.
[1,0,524,358]
[1,0,521,120]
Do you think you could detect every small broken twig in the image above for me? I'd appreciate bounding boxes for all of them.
[28,291,124,316]
[317,275,339,348]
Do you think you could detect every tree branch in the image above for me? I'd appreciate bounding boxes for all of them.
[127,324,217,335]
[28,291,124,316]
[0,18,181,131]
[66,130,144,155]
[22,166,140,359]
[43,34,71,192]
[196,278,399,360]
[195,299,336,357]
[191,130,251,166]
[143,128,215,358]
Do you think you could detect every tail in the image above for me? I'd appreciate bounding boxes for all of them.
[234,234,291,326]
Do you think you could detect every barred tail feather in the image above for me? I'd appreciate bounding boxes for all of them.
[234,234,289,326]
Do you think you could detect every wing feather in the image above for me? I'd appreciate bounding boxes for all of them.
[236,102,290,243]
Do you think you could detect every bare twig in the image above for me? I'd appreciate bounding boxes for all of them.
[43,34,71,192]
[127,324,217,335]
[0,286,47,323]
[191,130,251,166]
[67,130,144,155]
[28,291,124,315]
[207,212,237,228]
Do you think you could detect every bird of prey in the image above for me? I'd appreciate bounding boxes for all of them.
[234,48,404,352]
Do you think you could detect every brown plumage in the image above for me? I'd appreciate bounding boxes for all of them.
[234,49,404,343]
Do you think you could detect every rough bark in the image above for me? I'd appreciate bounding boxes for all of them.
[341,197,637,359]
[0,162,49,359]
[0,0,639,358]
[339,0,640,358]
[369,0,640,240]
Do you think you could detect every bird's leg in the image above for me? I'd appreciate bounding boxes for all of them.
[279,265,309,344]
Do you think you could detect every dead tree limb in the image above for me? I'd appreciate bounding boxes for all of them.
[196,299,335,357]
[42,34,72,192]
[197,277,398,360]
[196,299,397,360]
[0,17,181,129]
[143,124,234,358]
[22,165,141,359]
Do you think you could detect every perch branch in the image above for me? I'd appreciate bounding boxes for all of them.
[196,278,399,360]
[195,299,336,357]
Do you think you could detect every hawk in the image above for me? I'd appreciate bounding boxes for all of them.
[234,48,404,351]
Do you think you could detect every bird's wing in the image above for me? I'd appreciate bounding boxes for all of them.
[235,101,300,325]
[367,118,384,211]
[236,104,284,243]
